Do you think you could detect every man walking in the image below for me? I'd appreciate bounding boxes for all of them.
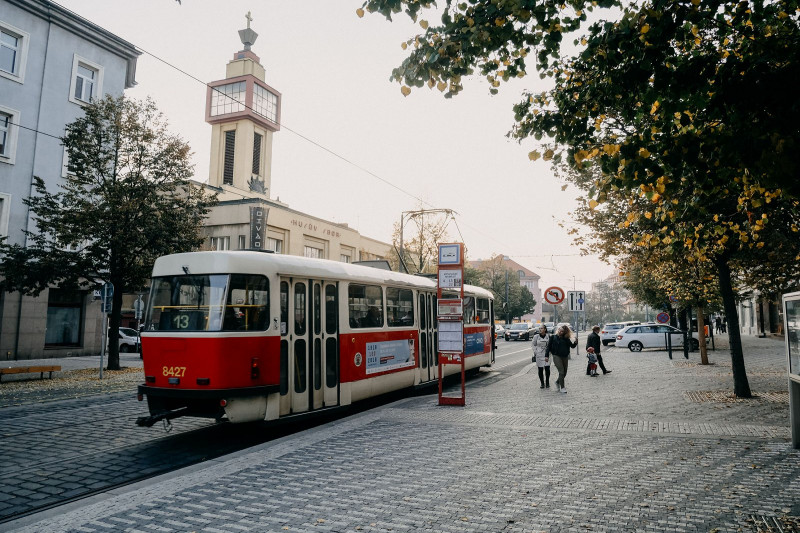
[586,325,611,375]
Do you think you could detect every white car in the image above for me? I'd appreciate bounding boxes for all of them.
[112,327,140,353]
[494,324,506,339]
[615,324,699,352]
[600,321,641,345]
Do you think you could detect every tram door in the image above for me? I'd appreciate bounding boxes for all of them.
[419,292,438,383]
[279,278,310,415]
[310,281,340,410]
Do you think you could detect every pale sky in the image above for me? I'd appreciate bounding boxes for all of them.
[57,0,615,292]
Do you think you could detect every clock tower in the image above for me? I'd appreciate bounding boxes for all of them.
[205,13,281,197]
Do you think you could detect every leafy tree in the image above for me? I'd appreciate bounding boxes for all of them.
[0,95,217,370]
[471,256,536,321]
[364,0,800,396]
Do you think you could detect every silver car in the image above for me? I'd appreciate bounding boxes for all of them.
[615,324,699,352]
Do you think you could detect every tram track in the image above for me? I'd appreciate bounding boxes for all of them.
[0,350,522,527]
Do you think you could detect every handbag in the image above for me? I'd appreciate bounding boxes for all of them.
[532,354,537,362]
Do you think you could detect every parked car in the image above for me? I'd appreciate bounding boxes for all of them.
[113,327,140,353]
[505,323,534,341]
[600,321,641,345]
[615,324,700,352]
[493,324,506,339]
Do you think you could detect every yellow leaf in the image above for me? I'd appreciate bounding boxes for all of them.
[589,200,599,210]
[649,236,660,246]
[495,17,505,26]
[401,86,411,96]
[650,101,660,115]
[401,42,408,50]
[639,147,651,158]
[651,193,661,203]
[581,38,588,46]
[437,81,447,92]
[561,184,569,191]
[641,24,650,34]
[692,0,700,5]
[356,7,365,18]
[644,211,653,219]
[528,150,541,161]
[420,19,429,29]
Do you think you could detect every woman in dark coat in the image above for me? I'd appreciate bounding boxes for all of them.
[550,325,578,393]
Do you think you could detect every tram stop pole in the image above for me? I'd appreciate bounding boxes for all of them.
[436,243,466,407]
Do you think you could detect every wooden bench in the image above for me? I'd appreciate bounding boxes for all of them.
[0,365,61,382]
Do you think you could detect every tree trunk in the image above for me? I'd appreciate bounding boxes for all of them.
[679,307,690,359]
[697,305,709,365]
[715,258,751,397]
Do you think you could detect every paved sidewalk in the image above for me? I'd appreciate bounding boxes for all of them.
[2,334,798,533]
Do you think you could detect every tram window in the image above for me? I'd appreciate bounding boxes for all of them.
[280,340,288,395]
[223,275,269,331]
[295,283,306,335]
[387,288,413,327]
[314,338,322,390]
[147,275,226,331]
[463,296,476,324]
[325,337,338,388]
[420,331,427,368]
[325,285,337,335]
[348,284,383,328]
[313,284,321,335]
[418,294,426,329]
[294,339,306,393]
[476,298,490,323]
[280,282,288,335]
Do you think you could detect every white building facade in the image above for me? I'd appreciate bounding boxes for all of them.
[0,0,139,360]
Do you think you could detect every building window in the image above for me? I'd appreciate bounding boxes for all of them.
[252,132,262,175]
[0,22,28,83]
[304,245,323,259]
[0,106,19,164]
[210,236,230,250]
[0,193,10,238]
[238,235,246,249]
[210,81,245,116]
[267,237,282,254]
[223,130,235,185]
[45,289,84,347]
[340,254,351,263]
[253,83,278,123]
[69,55,103,105]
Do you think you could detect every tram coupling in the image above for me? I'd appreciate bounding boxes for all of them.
[136,407,190,427]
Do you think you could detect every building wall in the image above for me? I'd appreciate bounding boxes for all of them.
[0,0,138,360]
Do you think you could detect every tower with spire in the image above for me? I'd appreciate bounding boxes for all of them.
[205,12,281,196]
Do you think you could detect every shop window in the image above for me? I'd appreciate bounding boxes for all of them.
[45,289,84,346]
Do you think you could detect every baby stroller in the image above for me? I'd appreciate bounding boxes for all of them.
[586,347,599,377]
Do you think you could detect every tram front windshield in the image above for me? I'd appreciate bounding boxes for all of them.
[145,274,269,332]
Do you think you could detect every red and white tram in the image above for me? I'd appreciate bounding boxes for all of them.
[136,251,496,426]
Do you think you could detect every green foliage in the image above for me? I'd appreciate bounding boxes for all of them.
[0,95,217,368]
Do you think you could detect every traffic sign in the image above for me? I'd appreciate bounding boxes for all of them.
[102,282,114,315]
[544,287,565,305]
[656,312,670,324]
[567,291,586,312]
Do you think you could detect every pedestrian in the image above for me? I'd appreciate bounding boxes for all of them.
[586,347,599,376]
[586,324,611,375]
[531,324,551,389]
[549,325,578,393]
[721,316,727,333]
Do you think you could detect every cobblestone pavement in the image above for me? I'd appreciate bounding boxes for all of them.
[2,334,798,533]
